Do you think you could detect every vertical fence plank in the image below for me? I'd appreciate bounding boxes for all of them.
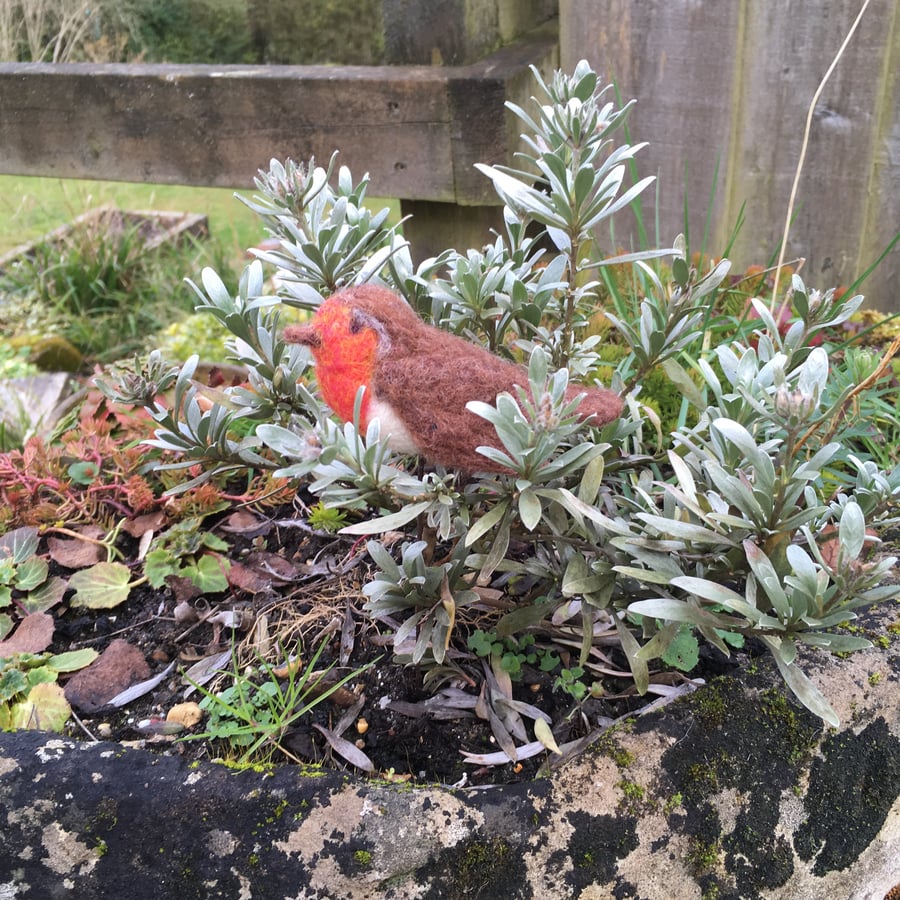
[561,0,741,258]
[856,1,899,299]
[561,0,899,311]
[727,0,896,299]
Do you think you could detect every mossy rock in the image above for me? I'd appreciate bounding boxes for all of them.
[23,335,84,373]
[1,610,897,898]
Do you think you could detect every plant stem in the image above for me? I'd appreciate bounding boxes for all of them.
[559,237,581,368]
[794,332,900,454]
[771,0,872,318]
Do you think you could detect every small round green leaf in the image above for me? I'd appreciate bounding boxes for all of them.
[68,562,134,609]
[67,461,100,485]
[11,682,71,732]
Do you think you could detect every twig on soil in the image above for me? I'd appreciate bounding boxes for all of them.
[69,708,100,743]
[71,616,159,647]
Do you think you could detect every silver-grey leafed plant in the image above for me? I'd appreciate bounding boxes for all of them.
[100,60,900,747]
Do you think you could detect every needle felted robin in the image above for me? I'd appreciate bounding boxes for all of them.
[283,285,623,472]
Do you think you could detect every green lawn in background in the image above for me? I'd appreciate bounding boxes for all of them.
[0,174,401,365]
[0,175,400,267]
[0,176,266,262]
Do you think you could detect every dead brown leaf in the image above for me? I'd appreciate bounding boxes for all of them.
[817,523,880,569]
[243,551,300,581]
[0,612,55,656]
[120,511,167,538]
[47,536,102,569]
[225,562,272,595]
[219,510,271,537]
[122,509,166,538]
[166,575,202,604]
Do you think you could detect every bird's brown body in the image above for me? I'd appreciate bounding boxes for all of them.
[283,285,622,472]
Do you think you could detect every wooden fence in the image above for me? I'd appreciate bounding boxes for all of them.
[0,0,897,308]
[562,0,899,310]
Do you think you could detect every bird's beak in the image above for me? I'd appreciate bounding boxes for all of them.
[283,323,321,348]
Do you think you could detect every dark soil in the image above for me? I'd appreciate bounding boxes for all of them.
[39,500,763,788]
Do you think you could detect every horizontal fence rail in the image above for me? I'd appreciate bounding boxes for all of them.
[1,1,896,308]
[0,28,557,205]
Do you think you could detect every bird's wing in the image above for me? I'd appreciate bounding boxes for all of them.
[374,345,521,471]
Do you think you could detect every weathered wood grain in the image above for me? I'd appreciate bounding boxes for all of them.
[562,0,740,259]
[0,28,557,207]
[727,0,897,298]
[3,4,895,305]
[0,62,454,199]
[562,0,899,311]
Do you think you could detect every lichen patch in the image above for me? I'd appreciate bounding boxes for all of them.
[274,787,366,861]
[205,828,238,857]
[1,872,27,897]
[7,798,56,829]
[40,822,98,877]
[35,739,69,764]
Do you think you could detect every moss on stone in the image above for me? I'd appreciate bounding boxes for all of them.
[684,758,723,799]
[686,835,722,877]
[612,747,636,768]
[690,681,729,729]
[553,810,639,891]
[589,730,636,770]
[26,335,84,372]
[759,686,819,766]
[794,717,900,875]
[616,778,648,815]
[652,676,822,897]
[421,835,524,899]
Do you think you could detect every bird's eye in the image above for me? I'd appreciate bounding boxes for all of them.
[348,310,367,335]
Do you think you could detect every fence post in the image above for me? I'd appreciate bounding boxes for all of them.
[384,0,558,260]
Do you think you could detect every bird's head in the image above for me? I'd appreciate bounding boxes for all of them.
[282,285,418,422]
